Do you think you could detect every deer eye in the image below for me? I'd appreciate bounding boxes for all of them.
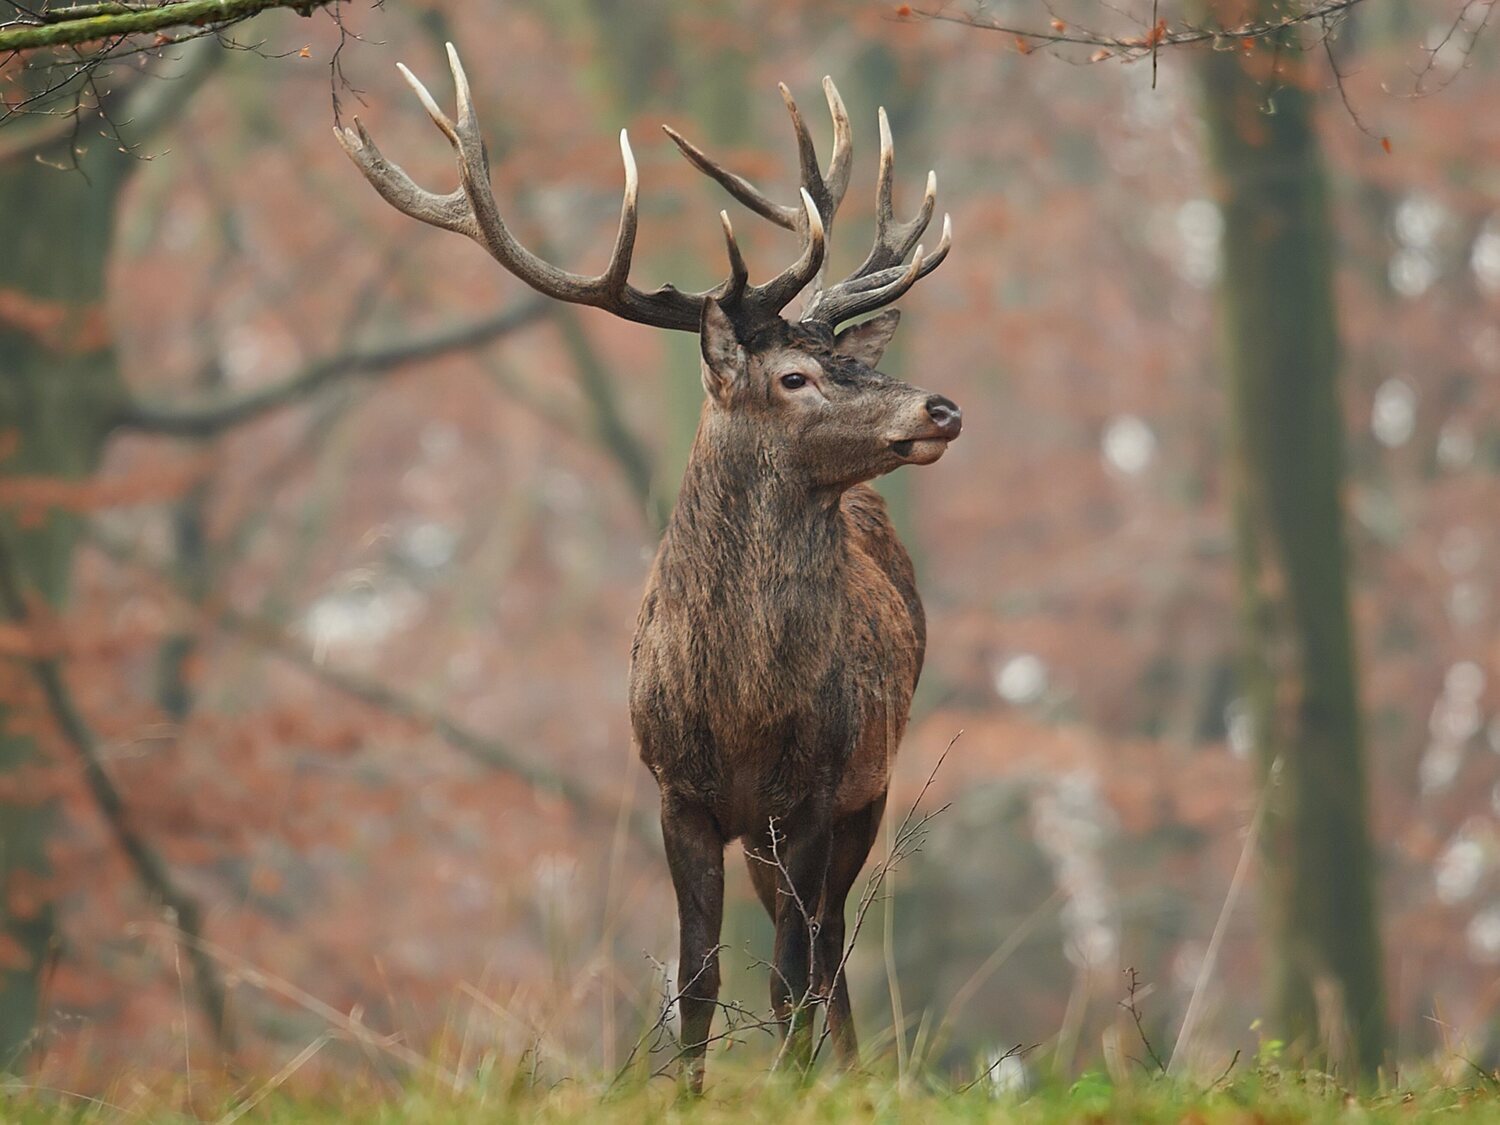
[779,373,808,390]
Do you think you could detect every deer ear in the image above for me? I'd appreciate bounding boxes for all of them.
[699,298,747,403]
[832,309,901,368]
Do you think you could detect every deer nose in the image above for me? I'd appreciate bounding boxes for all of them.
[926,394,962,436]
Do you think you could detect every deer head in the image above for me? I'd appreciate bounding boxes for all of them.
[337,44,960,489]
[698,304,961,490]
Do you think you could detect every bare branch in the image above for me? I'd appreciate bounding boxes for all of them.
[550,307,664,532]
[0,523,237,1057]
[228,607,656,841]
[1412,0,1498,95]
[907,0,1371,58]
[0,105,78,162]
[82,526,661,848]
[113,300,547,437]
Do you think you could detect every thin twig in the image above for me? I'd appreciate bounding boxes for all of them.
[611,946,731,1086]
[1211,1048,1242,1089]
[958,1041,1037,1093]
[1120,966,1166,1073]
[1411,0,1497,95]
[810,731,961,1066]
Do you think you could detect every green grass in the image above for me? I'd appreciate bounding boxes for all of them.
[7,1063,1500,1123]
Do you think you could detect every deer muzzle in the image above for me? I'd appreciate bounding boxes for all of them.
[888,394,962,465]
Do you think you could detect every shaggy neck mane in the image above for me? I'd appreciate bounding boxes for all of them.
[657,412,849,633]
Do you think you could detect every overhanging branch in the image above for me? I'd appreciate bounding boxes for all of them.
[0,0,329,54]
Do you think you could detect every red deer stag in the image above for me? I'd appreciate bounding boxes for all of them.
[337,45,960,1090]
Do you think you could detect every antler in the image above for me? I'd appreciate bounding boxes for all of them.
[801,106,952,327]
[336,43,826,332]
[663,78,850,248]
[666,80,952,330]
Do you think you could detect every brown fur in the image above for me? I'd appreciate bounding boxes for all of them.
[628,303,959,1087]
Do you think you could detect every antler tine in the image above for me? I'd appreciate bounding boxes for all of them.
[446,43,478,146]
[800,103,950,328]
[335,118,475,235]
[438,43,538,276]
[806,214,951,327]
[778,80,852,248]
[398,61,460,147]
[822,77,853,212]
[902,172,939,256]
[664,75,854,243]
[748,188,828,314]
[920,210,953,273]
[719,211,750,304]
[850,109,936,276]
[662,125,799,230]
[601,129,640,294]
[340,43,721,331]
[877,244,927,304]
[876,107,896,223]
[779,82,822,203]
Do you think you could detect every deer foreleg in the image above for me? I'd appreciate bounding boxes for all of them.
[661,800,725,1095]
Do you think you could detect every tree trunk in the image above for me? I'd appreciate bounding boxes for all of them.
[0,30,219,1066]
[0,130,130,1069]
[1196,4,1386,1076]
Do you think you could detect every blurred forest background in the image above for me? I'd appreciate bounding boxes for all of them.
[2,0,1500,1095]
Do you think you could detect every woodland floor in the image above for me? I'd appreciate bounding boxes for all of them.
[7,1064,1500,1123]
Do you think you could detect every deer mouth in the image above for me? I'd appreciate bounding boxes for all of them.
[888,435,953,465]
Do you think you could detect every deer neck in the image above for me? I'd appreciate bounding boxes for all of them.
[659,416,849,624]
